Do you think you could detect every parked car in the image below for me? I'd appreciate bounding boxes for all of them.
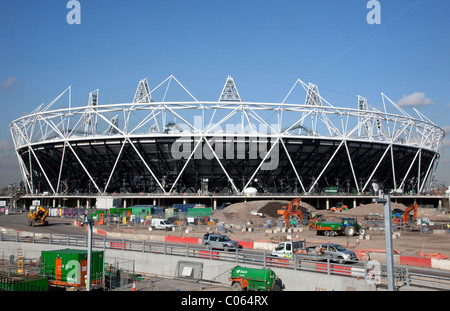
[150,218,175,230]
[305,243,358,263]
[202,233,240,251]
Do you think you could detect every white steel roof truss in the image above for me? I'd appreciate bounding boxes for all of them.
[9,75,445,195]
[28,145,56,193]
[103,139,127,193]
[203,138,240,194]
[362,144,392,193]
[127,138,166,193]
[169,137,204,194]
[280,138,307,193]
[66,142,101,193]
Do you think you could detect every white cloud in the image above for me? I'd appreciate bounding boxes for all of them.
[0,76,17,89]
[397,92,433,107]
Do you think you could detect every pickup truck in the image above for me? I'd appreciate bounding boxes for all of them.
[271,240,306,258]
[271,241,357,264]
[202,233,240,251]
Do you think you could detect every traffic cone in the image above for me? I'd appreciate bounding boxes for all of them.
[132,281,136,291]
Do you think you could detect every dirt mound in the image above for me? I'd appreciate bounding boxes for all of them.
[212,199,317,225]
[258,201,316,218]
[212,200,279,224]
[328,202,407,217]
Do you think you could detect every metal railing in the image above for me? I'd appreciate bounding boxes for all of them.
[2,230,450,290]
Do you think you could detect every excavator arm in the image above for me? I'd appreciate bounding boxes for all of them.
[403,202,418,223]
[277,198,303,228]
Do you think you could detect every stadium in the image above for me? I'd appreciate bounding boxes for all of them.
[9,75,446,197]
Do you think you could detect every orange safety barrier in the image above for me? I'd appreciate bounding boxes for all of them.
[237,241,254,249]
[110,242,126,249]
[418,250,449,260]
[400,256,432,268]
[165,236,200,245]
[314,263,352,275]
[265,257,290,267]
[358,248,400,254]
[198,250,220,259]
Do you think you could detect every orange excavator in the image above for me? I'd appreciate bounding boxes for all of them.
[277,197,304,228]
[403,202,418,223]
[393,202,418,224]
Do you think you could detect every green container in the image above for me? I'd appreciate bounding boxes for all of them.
[0,273,48,291]
[131,206,153,217]
[110,207,132,217]
[187,208,212,217]
[90,210,105,220]
[40,249,104,287]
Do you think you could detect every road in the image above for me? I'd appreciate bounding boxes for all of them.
[0,211,88,235]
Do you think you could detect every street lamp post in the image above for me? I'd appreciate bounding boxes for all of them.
[80,214,93,291]
[373,191,395,291]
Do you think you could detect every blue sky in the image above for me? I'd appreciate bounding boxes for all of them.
[0,0,449,189]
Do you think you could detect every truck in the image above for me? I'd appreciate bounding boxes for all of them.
[271,241,358,264]
[271,240,306,258]
[230,266,281,291]
[150,218,175,230]
[309,217,364,237]
[202,233,240,251]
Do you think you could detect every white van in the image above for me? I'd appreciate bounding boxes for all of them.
[150,218,176,230]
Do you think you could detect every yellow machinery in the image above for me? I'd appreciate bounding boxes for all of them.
[27,206,49,226]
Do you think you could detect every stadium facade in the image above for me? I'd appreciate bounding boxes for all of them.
[9,76,445,196]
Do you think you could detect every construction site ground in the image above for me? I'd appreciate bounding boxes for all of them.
[2,201,450,292]
[110,199,450,261]
[2,199,450,262]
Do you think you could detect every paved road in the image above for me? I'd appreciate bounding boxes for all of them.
[0,211,88,235]
[114,276,231,291]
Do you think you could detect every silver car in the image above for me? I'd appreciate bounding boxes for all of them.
[203,233,239,251]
